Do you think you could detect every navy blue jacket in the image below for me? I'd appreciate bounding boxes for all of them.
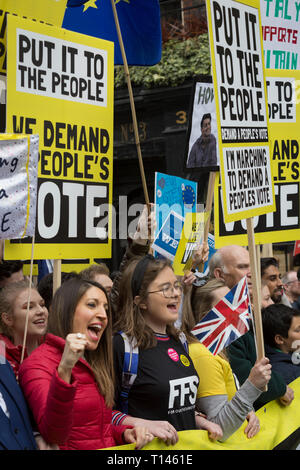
[265,344,300,386]
[0,358,36,450]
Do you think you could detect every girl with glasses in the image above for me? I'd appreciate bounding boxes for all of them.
[112,255,222,445]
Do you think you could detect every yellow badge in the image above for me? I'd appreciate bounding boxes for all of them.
[180,355,190,367]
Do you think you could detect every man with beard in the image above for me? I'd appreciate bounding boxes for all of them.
[260,258,285,305]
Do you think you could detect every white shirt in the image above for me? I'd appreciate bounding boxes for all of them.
[0,391,10,418]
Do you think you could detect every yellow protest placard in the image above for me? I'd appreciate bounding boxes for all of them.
[0,0,68,76]
[4,16,114,260]
[173,212,207,276]
[206,0,276,223]
[214,69,300,247]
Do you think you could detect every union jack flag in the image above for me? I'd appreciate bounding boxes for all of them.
[191,277,252,355]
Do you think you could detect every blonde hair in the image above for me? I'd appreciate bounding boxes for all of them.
[0,279,33,340]
[48,276,115,408]
[113,257,180,349]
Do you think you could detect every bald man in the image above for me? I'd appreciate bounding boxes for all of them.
[209,245,251,290]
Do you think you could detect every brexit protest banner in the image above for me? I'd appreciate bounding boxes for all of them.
[0,0,68,76]
[214,69,300,247]
[154,172,198,257]
[106,377,300,450]
[0,134,38,239]
[206,0,276,223]
[4,16,114,260]
[260,0,300,70]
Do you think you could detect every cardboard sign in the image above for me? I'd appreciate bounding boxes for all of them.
[5,16,114,260]
[206,0,275,223]
[0,134,38,239]
[214,69,300,247]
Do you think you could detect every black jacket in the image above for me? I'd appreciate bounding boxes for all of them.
[0,358,36,450]
[265,344,300,385]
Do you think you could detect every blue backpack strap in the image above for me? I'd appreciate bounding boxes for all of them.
[179,331,189,354]
[118,331,139,414]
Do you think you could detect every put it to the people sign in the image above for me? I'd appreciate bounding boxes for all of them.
[206,0,276,223]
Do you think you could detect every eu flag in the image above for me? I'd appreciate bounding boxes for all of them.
[63,0,162,66]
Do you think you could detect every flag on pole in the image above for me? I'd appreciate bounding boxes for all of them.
[191,277,252,355]
[62,0,162,65]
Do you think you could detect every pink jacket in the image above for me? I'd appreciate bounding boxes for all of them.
[18,333,129,450]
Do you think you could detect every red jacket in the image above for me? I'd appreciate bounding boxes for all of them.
[18,333,130,450]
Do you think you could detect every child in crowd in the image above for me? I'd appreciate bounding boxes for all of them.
[0,280,48,376]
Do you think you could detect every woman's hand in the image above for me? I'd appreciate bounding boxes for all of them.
[132,204,156,245]
[244,411,260,438]
[248,357,272,391]
[139,420,178,446]
[123,427,154,450]
[35,434,60,450]
[58,333,88,383]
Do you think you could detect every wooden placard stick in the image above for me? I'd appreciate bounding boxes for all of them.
[53,259,62,296]
[246,218,265,361]
[20,235,35,364]
[110,0,150,212]
[184,172,216,274]
[262,243,273,258]
[256,244,261,307]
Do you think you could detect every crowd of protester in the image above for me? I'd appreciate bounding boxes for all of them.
[0,209,300,450]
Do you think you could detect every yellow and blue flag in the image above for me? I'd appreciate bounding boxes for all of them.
[62,0,162,65]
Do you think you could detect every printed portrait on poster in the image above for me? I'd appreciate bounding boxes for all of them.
[185,76,219,171]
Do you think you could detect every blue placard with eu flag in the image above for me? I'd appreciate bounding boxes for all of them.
[154,172,198,260]
[63,0,162,65]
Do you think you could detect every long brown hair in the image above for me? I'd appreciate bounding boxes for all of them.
[48,276,115,408]
[113,257,180,349]
[181,278,227,344]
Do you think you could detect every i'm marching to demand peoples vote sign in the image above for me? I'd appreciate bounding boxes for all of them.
[5,15,114,260]
[206,0,276,223]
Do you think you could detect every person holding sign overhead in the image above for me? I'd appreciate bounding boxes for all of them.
[18,276,153,450]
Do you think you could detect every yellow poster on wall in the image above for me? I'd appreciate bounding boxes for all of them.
[206,0,275,223]
[5,15,114,260]
[0,0,68,76]
[214,69,300,247]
